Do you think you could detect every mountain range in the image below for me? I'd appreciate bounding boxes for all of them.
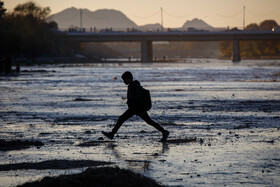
[48,7,216,31]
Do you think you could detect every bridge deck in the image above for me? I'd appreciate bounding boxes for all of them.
[66,31,280,42]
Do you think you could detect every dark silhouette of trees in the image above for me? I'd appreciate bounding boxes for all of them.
[220,20,280,59]
[0,1,76,64]
[246,23,259,31]
[259,20,278,30]
[0,1,6,18]
[3,2,58,61]
[13,1,51,18]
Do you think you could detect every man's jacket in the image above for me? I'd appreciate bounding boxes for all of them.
[127,80,142,110]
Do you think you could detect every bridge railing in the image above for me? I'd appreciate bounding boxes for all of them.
[60,26,248,33]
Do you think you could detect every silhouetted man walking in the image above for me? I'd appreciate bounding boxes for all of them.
[102,71,169,141]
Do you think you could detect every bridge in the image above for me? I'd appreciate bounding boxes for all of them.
[66,31,280,62]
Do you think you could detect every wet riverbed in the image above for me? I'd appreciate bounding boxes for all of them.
[0,59,280,186]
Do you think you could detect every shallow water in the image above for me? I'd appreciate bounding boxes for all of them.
[0,59,280,186]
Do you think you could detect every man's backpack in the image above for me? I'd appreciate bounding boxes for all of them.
[141,87,152,111]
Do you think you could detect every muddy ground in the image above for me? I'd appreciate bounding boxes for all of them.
[0,60,279,186]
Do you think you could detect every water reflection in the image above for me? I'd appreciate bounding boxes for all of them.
[106,142,169,172]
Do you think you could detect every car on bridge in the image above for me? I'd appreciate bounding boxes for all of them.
[272,27,280,32]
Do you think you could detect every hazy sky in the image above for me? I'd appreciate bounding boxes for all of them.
[3,0,280,28]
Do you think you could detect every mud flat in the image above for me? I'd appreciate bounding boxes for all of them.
[18,167,161,187]
[0,60,279,186]
[0,160,111,171]
[0,139,44,151]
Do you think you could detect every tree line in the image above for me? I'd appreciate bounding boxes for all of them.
[0,1,77,63]
[219,20,280,59]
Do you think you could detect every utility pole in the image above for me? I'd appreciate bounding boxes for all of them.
[243,6,245,30]
[80,9,83,31]
[161,7,163,31]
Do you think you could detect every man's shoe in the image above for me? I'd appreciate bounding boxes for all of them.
[102,131,114,140]
[160,130,169,142]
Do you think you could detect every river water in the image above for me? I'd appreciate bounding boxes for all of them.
[0,59,280,186]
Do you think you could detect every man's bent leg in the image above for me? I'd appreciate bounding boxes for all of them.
[138,111,169,141]
[111,109,135,135]
[138,112,165,133]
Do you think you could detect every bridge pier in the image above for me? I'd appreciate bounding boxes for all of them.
[141,40,153,62]
[232,40,241,62]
